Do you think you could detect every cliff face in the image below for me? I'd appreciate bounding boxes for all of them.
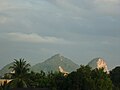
[88,58,109,74]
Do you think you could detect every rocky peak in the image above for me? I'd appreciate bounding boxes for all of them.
[88,58,109,74]
[31,54,79,73]
[51,53,62,58]
[49,54,63,62]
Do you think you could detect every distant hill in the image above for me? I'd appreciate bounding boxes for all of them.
[0,62,13,77]
[0,56,110,76]
[88,57,109,74]
[0,54,79,76]
[31,54,79,73]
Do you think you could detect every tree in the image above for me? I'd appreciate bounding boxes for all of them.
[53,72,65,90]
[65,65,112,90]
[29,71,48,88]
[65,65,92,90]
[8,58,31,88]
[110,66,120,89]
[91,68,112,90]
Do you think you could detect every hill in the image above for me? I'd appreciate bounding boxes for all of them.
[0,62,13,77]
[88,57,109,74]
[31,54,79,73]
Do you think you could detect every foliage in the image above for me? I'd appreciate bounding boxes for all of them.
[28,71,48,88]
[1,59,118,90]
[8,58,31,88]
[47,71,65,90]
[28,71,65,90]
[110,66,120,89]
[9,58,30,78]
[91,68,112,90]
[64,65,112,90]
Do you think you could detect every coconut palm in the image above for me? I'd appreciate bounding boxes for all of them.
[9,58,31,88]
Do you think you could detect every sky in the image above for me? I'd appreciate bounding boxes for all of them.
[0,0,120,70]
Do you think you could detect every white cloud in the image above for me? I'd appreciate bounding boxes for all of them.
[2,32,72,44]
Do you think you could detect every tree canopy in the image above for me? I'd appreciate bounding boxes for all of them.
[0,59,119,90]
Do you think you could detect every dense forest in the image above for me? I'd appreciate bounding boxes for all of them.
[0,58,120,90]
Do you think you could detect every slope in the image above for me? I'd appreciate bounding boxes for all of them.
[31,54,79,73]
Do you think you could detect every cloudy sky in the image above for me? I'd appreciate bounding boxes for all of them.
[0,0,120,70]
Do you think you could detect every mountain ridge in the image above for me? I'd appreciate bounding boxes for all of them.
[0,54,79,76]
[0,55,110,77]
[31,54,79,73]
[0,62,13,77]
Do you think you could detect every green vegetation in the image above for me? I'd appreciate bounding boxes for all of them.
[63,65,112,90]
[0,62,13,77]
[0,58,120,90]
[31,54,79,73]
[0,54,79,76]
[8,58,31,88]
[110,66,120,90]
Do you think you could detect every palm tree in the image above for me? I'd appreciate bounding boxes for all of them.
[9,58,31,88]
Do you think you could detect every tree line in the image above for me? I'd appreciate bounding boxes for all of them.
[0,58,120,90]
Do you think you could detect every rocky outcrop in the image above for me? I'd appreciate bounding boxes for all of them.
[59,66,69,76]
[88,58,109,74]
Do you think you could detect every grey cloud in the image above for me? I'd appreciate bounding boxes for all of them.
[0,0,120,69]
[1,32,73,44]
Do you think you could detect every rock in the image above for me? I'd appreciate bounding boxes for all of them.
[88,58,109,74]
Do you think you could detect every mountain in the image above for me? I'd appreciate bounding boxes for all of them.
[31,54,79,73]
[88,57,109,74]
[0,54,79,76]
[0,62,13,77]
